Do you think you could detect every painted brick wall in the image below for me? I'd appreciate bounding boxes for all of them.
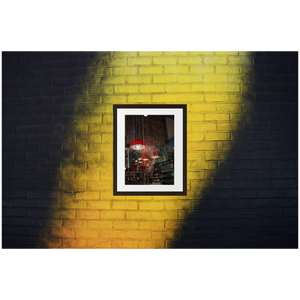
[2,51,298,248]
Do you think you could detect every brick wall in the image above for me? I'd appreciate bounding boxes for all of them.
[2,51,298,248]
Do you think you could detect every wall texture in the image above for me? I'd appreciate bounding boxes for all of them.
[2,51,298,248]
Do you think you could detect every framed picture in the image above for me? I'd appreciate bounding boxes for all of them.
[113,104,187,195]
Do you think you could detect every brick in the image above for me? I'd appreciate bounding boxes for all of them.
[205,132,230,140]
[114,85,139,94]
[114,221,138,230]
[114,67,138,75]
[127,75,151,84]
[112,201,137,210]
[165,84,190,93]
[153,57,177,65]
[138,66,164,74]
[76,229,98,239]
[273,179,297,189]
[190,66,214,74]
[87,220,112,229]
[140,85,165,93]
[128,57,152,66]
[126,211,150,220]
[204,56,227,64]
[101,211,125,219]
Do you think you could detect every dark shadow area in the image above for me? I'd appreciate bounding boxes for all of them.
[2,51,109,248]
[170,52,298,248]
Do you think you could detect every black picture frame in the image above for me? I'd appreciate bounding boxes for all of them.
[113,104,187,196]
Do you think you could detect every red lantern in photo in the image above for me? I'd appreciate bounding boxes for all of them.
[130,139,146,150]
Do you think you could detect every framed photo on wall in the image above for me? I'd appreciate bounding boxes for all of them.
[113,104,187,195]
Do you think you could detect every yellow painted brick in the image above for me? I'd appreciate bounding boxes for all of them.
[51,171,74,180]
[152,211,178,220]
[217,104,242,112]
[101,171,113,181]
[88,86,113,95]
[215,84,240,92]
[101,211,125,219]
[102,133,113,143]
[87,181,113,190]
[62,163,85,171]
[75,191,99,200]
[60,200,86,209]
[218,141,237,151]
[163,51,188,56]
[187,132,204,141]
[190,141,218,151]
[62,220,87,228]
[99,230,126,239]
[88,124,112,133]
[139,66,163,74]
[228,74,252,84]
[139,221,164,230]
[240,66,254,74]
[128,94,152,103]
[215,65,240,74]
[205,152,229,161]
[153,75,177,83]
[205,94,229,102]
[76,134,101,143]
[152,231,174,239]
[165,84,190,93]
[114,85,139,94]
[126,211,151,220]
[139,51,163,56]
[114,67,138,75]
[103,115,113,123]
[113,52,138,58]
[215,51,239,56]
[205,113,230,121]
[63,239,87,248]
[191,84,215,92]
[179,57,203,65]
[187,171,204,180]
[114,221,138,230]
[88,68,112,77]
[89,143,113,152]
[88,239,111,248]
[86,200,111,209]
[128,57,152,66]
[121,240,139,248]
[153,57,177,65]
[102,58,126,67]
[204,56,227,65]
[203,74,227,82]
[191,161,217,170]
[165,200,192,210]
[102,95,127,104]
[165,66,189,74]
[241,85,255,93]
[52,209,76,219]
[76,115,102,124]
[205,132,230,140]
[190,66,214,74]
[75,152,99,162]
[177,75,203,83]
[139,202,164,210]
[87,162,112,171]
[228,56,252,65]
[188,113,204,122]
[127,231,152,239]
[51,228,75,238]
[112,201,137,210]
[101,190,125,200]
[139,240,164,249]
[191,103,217,112]
[76,228,99,239]
[77,209,100,220]
[165,220,190,230]
[217,122,242,131]
[100,76,126,85]
[87,220,112,229]
[127,75,151,84]
[61,180,85,190]
[100,152,113,161]
[230,113,253,122]
[74,171,100,180]
[153,94,204,103]
[140,85,164,93]
[189,51,214,56]
[191,123,217,131]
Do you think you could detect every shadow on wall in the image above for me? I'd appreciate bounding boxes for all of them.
[2,52,112,248]
[171,52,298,248]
